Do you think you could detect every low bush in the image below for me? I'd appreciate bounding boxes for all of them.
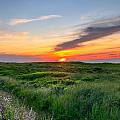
[81,76,95,82]
[16,72,68,80]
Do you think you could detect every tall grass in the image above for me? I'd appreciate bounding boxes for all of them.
[0,62,120,119]
[52,87,120,120]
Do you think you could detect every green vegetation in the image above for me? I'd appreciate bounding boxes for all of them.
[0,62,120,120]
[0,90,36,120]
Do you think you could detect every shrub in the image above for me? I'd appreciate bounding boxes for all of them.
[16,72,68,80]
[81,76,95,82]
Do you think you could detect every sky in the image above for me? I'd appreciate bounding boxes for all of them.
[0,0,120,62]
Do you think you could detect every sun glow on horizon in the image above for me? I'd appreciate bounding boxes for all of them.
[58,58,67,62]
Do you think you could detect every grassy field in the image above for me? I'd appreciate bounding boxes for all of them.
[0,62,120,120]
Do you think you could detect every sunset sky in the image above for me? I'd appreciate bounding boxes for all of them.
[0,0,120,62]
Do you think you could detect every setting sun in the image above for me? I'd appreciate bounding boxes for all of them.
[58,58,67,62]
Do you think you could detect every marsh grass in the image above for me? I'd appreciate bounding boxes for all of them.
[0,62,120,120]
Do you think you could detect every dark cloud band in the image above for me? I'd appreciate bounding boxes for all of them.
[54,16,120,51]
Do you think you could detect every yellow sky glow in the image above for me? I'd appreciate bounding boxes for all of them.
[0,31,120,61]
